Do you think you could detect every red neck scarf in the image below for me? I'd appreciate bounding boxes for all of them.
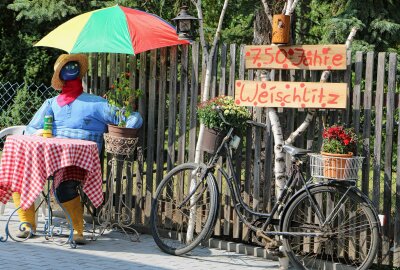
[57,78,83,107]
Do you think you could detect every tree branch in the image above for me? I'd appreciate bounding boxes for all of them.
[320,27,358,83]
[287,27,358,144]
[201,0,229,101]
[260,0,273,26]
[191,0,209,59]
[210,0,229,52]
[345,26,358,49]
[284,110,316,145]
[288,0,300,14]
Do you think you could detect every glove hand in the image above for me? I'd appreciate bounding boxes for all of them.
[35,129,44,136]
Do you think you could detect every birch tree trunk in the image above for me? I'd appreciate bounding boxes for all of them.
[260,2,356,269]
[186,0,230,242]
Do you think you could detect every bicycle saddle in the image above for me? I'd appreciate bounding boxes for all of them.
[282,145,311,157]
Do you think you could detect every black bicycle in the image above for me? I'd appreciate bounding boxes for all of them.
[150,108,381,270]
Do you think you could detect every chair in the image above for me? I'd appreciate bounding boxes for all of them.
[0,126,46,219]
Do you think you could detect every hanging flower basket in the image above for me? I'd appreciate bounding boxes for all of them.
[200,127,226,154]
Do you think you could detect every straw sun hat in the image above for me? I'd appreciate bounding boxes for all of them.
[51,54,88,90]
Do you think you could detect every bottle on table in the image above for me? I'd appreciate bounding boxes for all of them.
[43,115,53,138]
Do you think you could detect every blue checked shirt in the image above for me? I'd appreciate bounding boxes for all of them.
[26,93,143,152]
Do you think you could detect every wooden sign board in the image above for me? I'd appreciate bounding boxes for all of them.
[235,80,347,108]
[244,44,346,70]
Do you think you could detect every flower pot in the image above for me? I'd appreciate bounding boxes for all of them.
[201,127,226,154]
[321,152,353,180]
[272,14,290,44]
[104,133,138,156]
[107,124,139,138]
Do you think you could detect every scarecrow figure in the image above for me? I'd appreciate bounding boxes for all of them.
[12,54,143,243]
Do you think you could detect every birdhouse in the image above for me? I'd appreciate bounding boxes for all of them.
[272,14,290,44]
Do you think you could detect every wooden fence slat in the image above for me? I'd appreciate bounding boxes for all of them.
[129,55,137,92]
[109,54,117,88]
[188,43,199,163]
[125,155,134,223]
[144,50,157,223]
[222,44,236,237]
[210,44,218,98]
[253,108,262,211]
[167,47,178,171]
[219,44,227,95]
[214,43,226,236]
[99,53,107,94]
[344,50,352,125]
[90,53,99,95]
[394,57,400,267]
[372,52,386,210]
[352,52,363,136]
[263,108,273,212]
[119,54,127,74]
[155,48,167,187]
[134,147,144,224]
[228,44,236,96]
[178,45,189,165]
[242,67,254,241]
[135,52,147,224]
[382,53,397,265]
[361,51,374,195]
[139,52,147,126]
[114,157,124,221]
[233,44,246,239]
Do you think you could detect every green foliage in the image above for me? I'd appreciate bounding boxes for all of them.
[197,95,251,131]
[106,72,143,127]
[0,86,43,128]
[8,0,79,23]
[296,0,400,53]
[199,0,254,44]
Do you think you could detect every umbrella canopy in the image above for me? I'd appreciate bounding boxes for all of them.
[35,5,189,54]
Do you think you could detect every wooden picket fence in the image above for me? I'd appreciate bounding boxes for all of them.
[83,44,400,267]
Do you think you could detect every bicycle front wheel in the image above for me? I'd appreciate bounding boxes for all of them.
[150,163,218,255]
[281,185,379,270]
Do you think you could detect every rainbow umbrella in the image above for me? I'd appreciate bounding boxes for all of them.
[35,5,189,54]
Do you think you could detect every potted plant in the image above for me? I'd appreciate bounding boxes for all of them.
[197,95,251,153]
[105,72,144,138]
[321,125,358,179]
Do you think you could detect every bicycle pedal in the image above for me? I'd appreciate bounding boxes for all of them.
[266,248,286,258]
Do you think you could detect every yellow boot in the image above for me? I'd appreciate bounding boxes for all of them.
[12,192,36,238]
[62,196,86,244]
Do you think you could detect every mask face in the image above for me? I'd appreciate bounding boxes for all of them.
[60,61,80,81]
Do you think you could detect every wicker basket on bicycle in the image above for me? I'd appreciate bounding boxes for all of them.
[309,153,364,180]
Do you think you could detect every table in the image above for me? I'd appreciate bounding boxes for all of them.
[0,135,104,245]
[0,135,103,210]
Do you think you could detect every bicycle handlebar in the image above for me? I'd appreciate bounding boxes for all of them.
[212,105,232,126]
[246,120,268,129]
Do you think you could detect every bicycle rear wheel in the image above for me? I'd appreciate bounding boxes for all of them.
[281,185,379,270]
[150,163,218,255]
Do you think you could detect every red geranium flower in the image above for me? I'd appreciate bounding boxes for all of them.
[321,125,358,154]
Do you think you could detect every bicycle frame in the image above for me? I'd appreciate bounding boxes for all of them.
[201,126,379,238]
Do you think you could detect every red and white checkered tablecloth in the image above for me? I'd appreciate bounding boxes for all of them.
[0,135,104,210]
